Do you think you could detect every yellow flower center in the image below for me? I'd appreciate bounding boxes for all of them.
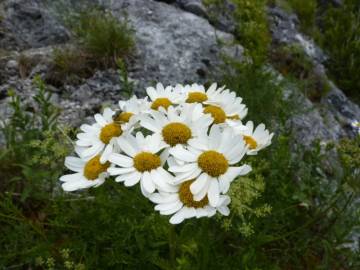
[203,105,226,124]
[227,114,240,120]
[243,135,258,150]
[133,152,161,172]
[161,122,192,146]
[179,179,209,208]
[99,123,123,144]
[83,155,110,180]
[115,112,134,123]
[151,98,173,110]
[186,92,208,103]
[197,150,228,177]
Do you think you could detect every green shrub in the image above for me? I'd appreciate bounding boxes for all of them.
[270,44,331,102]
[70,9,135,67]
[47,47,93,86]
[204,0,271,64]
[287,0,318,35]
[232,0,271,64]
[321,0,360,101]
[219,58,289,127]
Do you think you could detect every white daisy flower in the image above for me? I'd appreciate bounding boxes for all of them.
[168,125,252,207]
[76,107,133,164]
[59,154,110,192]
[175,82,225,105]
[139,103,213,149]
[150,180,231,224]
[107,132,177,197]
[202,96,248,126]
[351,120,360,135]
[218,90,248,122]
[117,95,150,123]
[234,121,274,155]
[146,83,182,111]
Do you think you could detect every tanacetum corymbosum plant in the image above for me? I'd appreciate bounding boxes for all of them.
[59,82,273,224]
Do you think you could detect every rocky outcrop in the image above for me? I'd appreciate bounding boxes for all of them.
[0,0,69,50]
[0,0,242,126]
[268,6,360,145]
[0,0,358,145]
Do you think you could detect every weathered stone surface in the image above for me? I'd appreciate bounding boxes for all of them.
[106,0,238,90]
[267,5,360,145]
[0,0,69,50]
[0,0,242,126]
[268,6,326,64]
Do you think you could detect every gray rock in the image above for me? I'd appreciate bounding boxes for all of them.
[106,0,240,90]
[268,6,326,64]
[0,0,69,50]
[176,0,208,18]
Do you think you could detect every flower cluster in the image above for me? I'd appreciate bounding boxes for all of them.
[60,83,273,224]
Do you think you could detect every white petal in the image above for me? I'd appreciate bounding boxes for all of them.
[120,171,141,186]
[103,108,114,122]
[209,125,221,149]
[94,114,107,127]
[108,153,133,167]
[108,167,135,175]
[64,157,84,172]
[80,142,104,159]
[208,180,220,207]
[150,193,179,204]
[141,171,156,194]
[118,136,137,157]
[155,201,182,212]
[193,179,210,201]
[173,168,202,184]
[169,146,197,162]
[190,173,208,195]
[100,144,113,164]
[170,207,186,224]
[217,206,230,216]
[59,172,82,182]
[168,163,198,173]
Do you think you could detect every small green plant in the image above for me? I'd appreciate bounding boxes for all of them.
[17,53,36,79]
[287,0,318,35]
[270,44,330,102]
[46,47,93,86]
[117,58,134,98]
[204,0,271,64]
[70,9,135,67]
[219,57,288,127]
[232,0,271,64]
[320,0,360,101]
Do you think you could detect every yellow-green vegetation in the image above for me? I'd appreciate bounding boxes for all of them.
[321,0,360,101]
[204,0,270,64]
[232,0,271,64]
